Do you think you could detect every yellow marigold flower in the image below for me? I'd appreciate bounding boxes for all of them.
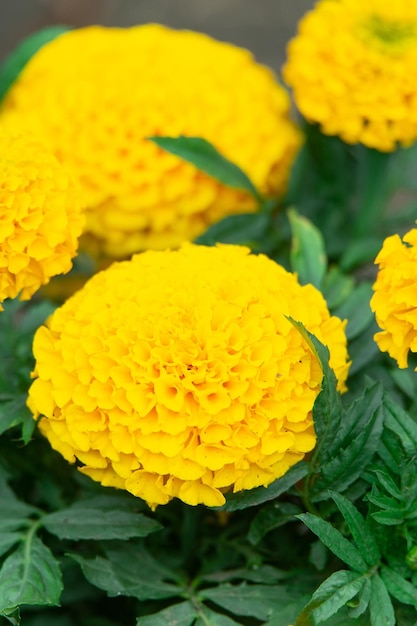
[0,117,83,306]
[283,0,417,151]
[28,244,349,509]
[371,227,417,368]
[2,24,301,259]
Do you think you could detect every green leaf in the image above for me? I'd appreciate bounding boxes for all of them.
[221,461,308,511]
[380,566,417,608]
[333,282,374,341]
[296,570,364,625]
[383,393,417,456]
[42,499,161,540]
[0,537,63,613]
[200,565,288,585]
[0,26,70,102]
[322,266,355,311]
[372,470,402,500]
[0,533,21,559]
[148,136,262,202]
[369,575,395,626]
[313,382,384,499]
[329,492,380,567]
[194,212,271,247]
[0,472,39,531]
[195,607,242,626]
[248,502,301,545]
[201,583,296,620]
[348,578,372,619]
[136,601,196,626]
[70,543,181,601]
[297,513,368,573]
[288,208,327,288]
[339,237,383,272]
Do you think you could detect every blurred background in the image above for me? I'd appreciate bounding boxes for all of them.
[0,0,314,74]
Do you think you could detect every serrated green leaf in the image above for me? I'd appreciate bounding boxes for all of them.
[329,492,380,567]
[0,26,70,102]
[248,502,301,545]
[194,212,271,247]
[201,583,295,620]
[297,513,368,572]
[221,461,308,511]
[380,566,417,608]
[372,470,402,500]
[383,393,417,456]
[369,574,395,626]
[296,570,364,625]
[0,536,62,613]
[136,601,196,626]
[288,208,327,288]
[70,543,181,601]
[195,607,241,626]
[312,382,384,499]
[148,136,262,202]
[42,501,161,540]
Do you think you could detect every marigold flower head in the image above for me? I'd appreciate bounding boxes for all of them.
[2,24,301,259]
[0,116,83,306]
[371,227,417,367]
[28,244,349,509]
[283,0,417,151]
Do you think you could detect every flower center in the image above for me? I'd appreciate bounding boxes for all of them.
[362,14,416,50]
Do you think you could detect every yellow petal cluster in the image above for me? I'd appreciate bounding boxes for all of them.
[283,0,417,151]
[2,24,301,259]
[371,227,417,368]
[0,118,83,306]
[28,244,349,509]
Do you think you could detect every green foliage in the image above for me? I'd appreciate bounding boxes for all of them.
[0,26,70,102]
[4,18,417,626]
[148,136,263,203]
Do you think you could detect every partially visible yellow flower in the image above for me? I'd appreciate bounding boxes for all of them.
[0,117,83,306]
[371,227,417,367]
[283,0,417,151]
[1,24,301,259]
[28,244,349,509]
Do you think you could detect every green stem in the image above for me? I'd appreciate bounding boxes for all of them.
[181,505,202,574]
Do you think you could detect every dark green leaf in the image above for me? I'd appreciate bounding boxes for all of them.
[221,461,308,511]
[0,533,21,559]
[383,393,417,456]
[248,502,301,545]
[70,544,181,601]
[195,607,241,626]
[339,238,383,272]
[288,208,327,288]
[200,565,288,585]
[42,500,161,540]
[380,566,417,608]
[148,136,262,202]
[333,282,374,341]
[329,492,380,567]
[201,583,296,620]
[194,212,271,247]
[0,472,39,531]
[0,537,62,613]
[369,575,395,626]
[309,540,328,572]
[372,470,402,500]
[296,570,364,625]
[0,26,70,102]
[313,382,384,499]
[297,513,368,572]
[136,601,196,626]
[372,510,406,526]
[322,267,355,311]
